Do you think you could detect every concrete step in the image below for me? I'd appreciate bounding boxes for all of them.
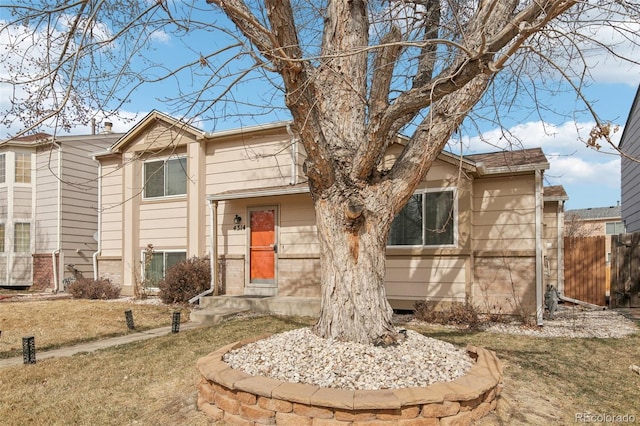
[199,296,321,318]
[189,306,249,324]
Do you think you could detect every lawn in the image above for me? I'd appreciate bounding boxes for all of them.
[0,300,638,425]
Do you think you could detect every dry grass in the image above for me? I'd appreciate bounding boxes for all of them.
[0,300,638,425]
[0,299,190,358]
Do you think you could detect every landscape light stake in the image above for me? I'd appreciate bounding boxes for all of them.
[22,336,36,364]
[124,309,135,330]
[172,311,181,333]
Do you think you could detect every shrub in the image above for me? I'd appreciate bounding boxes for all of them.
[158,256,211,304]
[67,278,121,300]
[414,299,480,329]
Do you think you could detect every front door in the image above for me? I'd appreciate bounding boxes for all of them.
[247,207,277,294]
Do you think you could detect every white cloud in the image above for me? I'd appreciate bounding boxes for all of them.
[546,153,620,188]
[150,30,170,44]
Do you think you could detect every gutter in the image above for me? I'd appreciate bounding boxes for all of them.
[189,200,218,303]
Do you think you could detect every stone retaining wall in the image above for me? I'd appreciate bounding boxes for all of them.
[196,334,503,425]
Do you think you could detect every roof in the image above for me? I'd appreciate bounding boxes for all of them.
[208,183,310,201]
[109,110,203,153]
[0,132,52,146]
[565,205,622,220]
[544,185,569,201]
[464,148,548,170]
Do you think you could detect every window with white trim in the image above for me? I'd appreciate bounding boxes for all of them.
[144,250,187,283]
[388,190,456,246]
[605,221,625,235]
[0,223,5,252]
[14,223,30,252]
[15,152,31,183]
[0,154,5,184]
[143,157,187,198]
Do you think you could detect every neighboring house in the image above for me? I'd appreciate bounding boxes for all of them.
[0,126,123,289]
[565,205,625,262]
[620,84,640,233]
[95,111,566,323]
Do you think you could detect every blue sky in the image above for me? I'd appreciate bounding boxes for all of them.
[1,5,639,210]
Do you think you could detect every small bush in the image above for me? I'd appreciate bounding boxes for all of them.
[414,299,480,329]
[158,256,211,304]
[67,278,121,300]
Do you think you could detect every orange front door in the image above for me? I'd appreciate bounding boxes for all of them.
[249,208,276,284]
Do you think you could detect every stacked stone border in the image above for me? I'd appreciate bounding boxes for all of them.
[196,333,503,425]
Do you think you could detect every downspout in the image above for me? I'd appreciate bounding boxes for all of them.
[287,124,297,185]
[557,200,564,295]
[52,139,62,292]
[92,155,102,280]
[189,200,218,303]
[535,169,543,326]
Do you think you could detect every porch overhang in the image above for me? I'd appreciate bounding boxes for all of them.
[207,183,311,202]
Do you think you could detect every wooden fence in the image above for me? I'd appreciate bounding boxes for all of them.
[563,236,607,306]
[610,232,640,308]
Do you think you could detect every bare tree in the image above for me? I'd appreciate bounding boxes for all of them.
[2,0,639,344]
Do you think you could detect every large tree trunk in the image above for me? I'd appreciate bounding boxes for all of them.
[312,190,398,345]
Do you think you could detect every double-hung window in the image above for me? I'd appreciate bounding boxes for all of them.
[15,152,31,183]
[14,223,30,253]
[0,223,5,252]
[0,154,6,184]
[388,190,456,247]
[143,157,187,199]
[144,250,187,283]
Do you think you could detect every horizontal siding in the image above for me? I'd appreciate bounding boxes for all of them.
[473,175,536,251]
[620,97,640,232]
[385,256,467,301]
[100,159,123,256]
[205,135,294,193]
[279,195,318,255]
[139,201,187,247]
[13,187,32,217]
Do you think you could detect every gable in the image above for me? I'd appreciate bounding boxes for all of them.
[110,110,202,153]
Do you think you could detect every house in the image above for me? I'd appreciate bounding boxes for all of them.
[0,126,123,289]
[95,111,566,323]
[620,84,640,233]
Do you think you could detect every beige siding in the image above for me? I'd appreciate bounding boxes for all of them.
[13,187,32,218]
[278,195,318,255]
[100,157,124,255]
[139,201,188,246]
[205,132,295,193]
[472,175,536,251]
[385,256,468,303]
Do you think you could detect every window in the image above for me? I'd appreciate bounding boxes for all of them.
[143,157,187,198]
[15,152,31,183]
[388,190,455,246]
[144,250,187,283]
[0,154,5,184]
[0,224,4,252]
[14,223,30,253]
[605,222,625,235]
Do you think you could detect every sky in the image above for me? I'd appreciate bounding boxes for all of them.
[1,3,639,211]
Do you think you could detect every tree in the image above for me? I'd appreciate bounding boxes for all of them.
[2,1,639,344]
